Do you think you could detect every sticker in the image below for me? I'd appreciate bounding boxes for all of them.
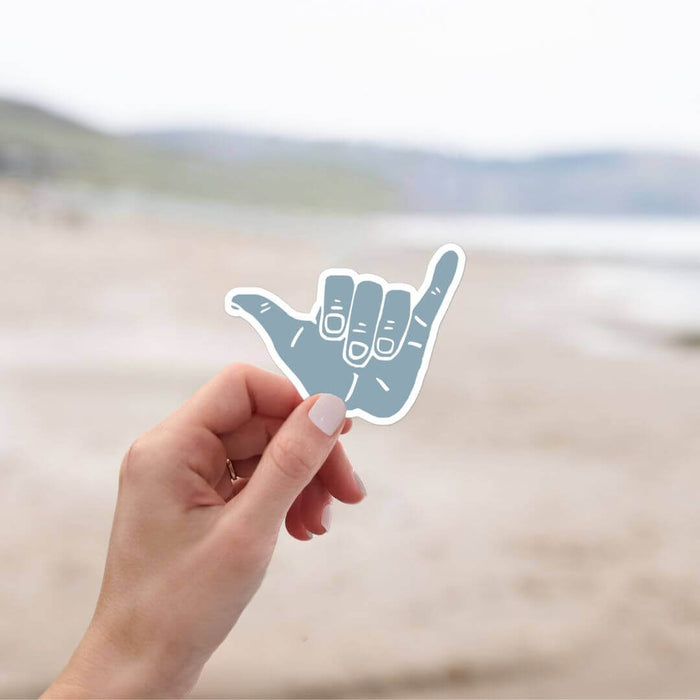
[225,243,466,425]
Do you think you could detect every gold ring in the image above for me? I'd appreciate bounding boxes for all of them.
[226,458,238,482]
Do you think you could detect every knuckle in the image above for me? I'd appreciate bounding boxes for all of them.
[119,425,224,487]
[267,434,314,483]
[221,362,252,383]
[179,425,219,458]
[119,434,153,485]
[178,426,224,472]
[216,363,255,400]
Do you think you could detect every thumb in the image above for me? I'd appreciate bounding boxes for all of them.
[225,288,299,347]
[232,393,347,533]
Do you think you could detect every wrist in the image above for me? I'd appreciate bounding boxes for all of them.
[43,619,202,698]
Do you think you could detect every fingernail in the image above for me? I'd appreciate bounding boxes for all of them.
[321,503,332,533]
[376,338,395,355]
[348,341,369,361]
[353,472,367,498]
[324,313,345,334]
[305,530,314,540]
[308,394,346,436]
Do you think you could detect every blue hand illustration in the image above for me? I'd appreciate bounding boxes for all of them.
[225,244,466,424]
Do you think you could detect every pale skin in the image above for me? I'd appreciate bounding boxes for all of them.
[43,364,364,698]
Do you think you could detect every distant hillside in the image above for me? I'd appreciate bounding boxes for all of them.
[0,98,398,211]
[2,97,700,215]
[136,130,700,216]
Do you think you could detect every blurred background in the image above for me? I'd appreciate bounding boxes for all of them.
[1,1,699,697]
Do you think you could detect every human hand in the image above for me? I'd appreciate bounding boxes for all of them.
[225,244,465,424]
[43,365,363,698]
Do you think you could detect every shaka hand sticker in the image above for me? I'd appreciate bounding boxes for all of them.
[225,243,466,425]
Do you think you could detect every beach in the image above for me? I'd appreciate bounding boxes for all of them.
[1,192,700,697]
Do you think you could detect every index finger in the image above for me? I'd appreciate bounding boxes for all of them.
[172,363,302,435]
[319,272,354,340]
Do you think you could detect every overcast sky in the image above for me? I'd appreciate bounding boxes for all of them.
[1,0,698,156]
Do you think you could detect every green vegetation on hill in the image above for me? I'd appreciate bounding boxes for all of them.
[0,98,400,211]
[2,97,700,215]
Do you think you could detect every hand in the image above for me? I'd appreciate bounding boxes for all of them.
[43,365,364,698]
[225,244,465,424]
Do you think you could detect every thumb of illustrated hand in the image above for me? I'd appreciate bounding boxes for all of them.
[225,290,298,350]
[231,393,347,535]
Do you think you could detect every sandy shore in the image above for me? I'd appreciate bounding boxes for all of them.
[1,202,699,698]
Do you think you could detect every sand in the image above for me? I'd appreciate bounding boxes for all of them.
[1,195,700,698]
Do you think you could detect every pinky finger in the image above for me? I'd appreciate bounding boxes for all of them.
[285,493,313,541]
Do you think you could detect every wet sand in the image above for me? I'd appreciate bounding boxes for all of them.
[1,200,700,698]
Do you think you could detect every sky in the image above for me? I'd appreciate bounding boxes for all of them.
[1,0,699,156]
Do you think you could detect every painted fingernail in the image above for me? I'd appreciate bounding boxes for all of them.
[321,503,332,533]
[308,394,346,436]
[354,472,367,497]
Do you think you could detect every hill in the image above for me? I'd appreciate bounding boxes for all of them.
[0,98,398,211]
[2,97,700,215]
